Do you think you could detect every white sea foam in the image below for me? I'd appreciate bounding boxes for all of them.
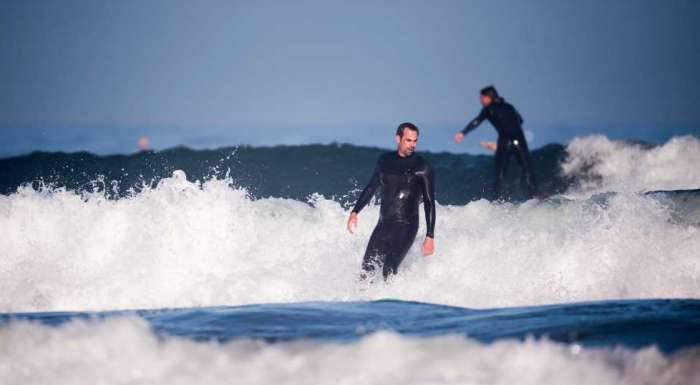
[2,136,700,312]
[1,317,697,385]
[562,135,700,194]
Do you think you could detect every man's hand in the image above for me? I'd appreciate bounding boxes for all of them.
[453,132,465,144]
[479,141,497,152]
[347,212,358,234]
[422,237,434,256]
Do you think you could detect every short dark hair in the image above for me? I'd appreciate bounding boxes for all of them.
[480,85,499,99]
[396,122,419,137]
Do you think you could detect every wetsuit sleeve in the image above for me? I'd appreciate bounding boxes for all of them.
[418,162,436,238]
[351,166,380,214]
[461,108,487,135]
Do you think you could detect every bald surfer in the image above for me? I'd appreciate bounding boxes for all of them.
[347,122,436,280]
[454,86,537,199]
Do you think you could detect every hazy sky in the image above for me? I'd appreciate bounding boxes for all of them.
[1,0,699,156]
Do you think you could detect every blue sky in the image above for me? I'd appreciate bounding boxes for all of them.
[1,0,699,156]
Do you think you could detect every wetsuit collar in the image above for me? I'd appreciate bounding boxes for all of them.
[396,150,416,159]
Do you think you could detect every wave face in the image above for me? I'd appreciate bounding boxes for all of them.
[2,136,700,311]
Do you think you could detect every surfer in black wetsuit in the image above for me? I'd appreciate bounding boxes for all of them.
[347,122,436,279]
[454,86,537,199]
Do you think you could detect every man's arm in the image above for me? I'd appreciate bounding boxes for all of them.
[347,166,380,234]
[352,167,380,214]
[417,161,436,255]
[462,108,487,135]
[418,163,436,238]
[454,109,487,143]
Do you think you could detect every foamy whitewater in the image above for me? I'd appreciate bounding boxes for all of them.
[1,136,699,313]
[562,135,700,195]
[3,317,699,385]
[2,135,700,385]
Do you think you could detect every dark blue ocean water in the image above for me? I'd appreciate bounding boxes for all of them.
[3,299,699,354]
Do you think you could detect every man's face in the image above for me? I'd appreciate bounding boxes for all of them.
[396,128,418,157]
[480,94,492,107]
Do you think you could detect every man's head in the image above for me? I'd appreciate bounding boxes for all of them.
[480,85,499,107]
[395,122,419,157]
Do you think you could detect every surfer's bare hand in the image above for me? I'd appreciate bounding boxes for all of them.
[479,141,497,152]
[422,237,434,256]
[347,212,358,234]
[453,133,465,144]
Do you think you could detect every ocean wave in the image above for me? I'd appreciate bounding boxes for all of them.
[2,167,698,312]
[1,317,697,385]
[562,135,700,194]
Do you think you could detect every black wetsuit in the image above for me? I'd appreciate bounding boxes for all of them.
[462,98,537,198]
[352,152,436,279]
